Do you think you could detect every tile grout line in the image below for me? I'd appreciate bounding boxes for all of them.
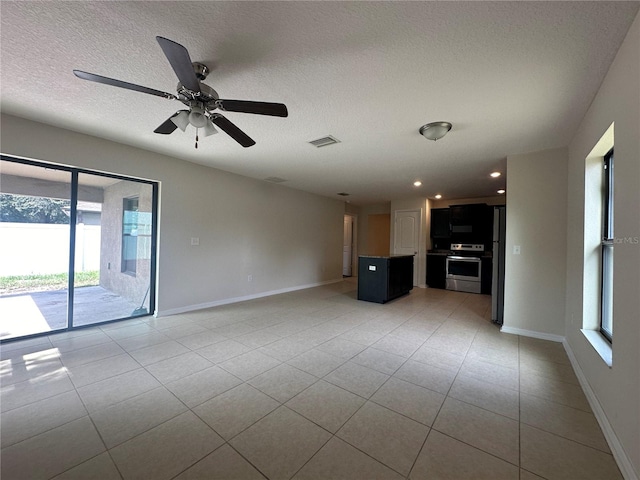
[6,284,611,479]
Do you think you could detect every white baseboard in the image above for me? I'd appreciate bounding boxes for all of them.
[499,325,565,343]
[500,326,637,479]
[156,278,344,317]
[563,341,639,480]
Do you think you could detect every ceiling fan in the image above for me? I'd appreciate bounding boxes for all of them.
[73,36,288,148]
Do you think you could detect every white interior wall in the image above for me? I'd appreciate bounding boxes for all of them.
[430,195,506,209]
[565,12,640,479]
[503,147,568,338]
[0,114,345,315]
[344,203,360,217]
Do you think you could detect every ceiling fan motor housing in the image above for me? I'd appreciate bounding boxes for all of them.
[177,82,219,106]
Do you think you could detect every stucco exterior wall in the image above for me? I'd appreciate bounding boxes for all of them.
[99,180,153,309]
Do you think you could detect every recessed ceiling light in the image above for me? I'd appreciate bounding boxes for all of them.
[497,189,506,194]
[434,194,442,199]
[413,181,422,187]
[490,172,501,178]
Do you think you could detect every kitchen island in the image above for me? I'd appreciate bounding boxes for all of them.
[357,255,414,304]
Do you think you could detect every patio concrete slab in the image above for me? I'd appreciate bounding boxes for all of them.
[0,286,143,341]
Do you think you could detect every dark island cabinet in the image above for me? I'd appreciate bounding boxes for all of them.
[358,255,414,304]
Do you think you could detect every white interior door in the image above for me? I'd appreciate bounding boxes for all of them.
[394,210,420,285]
[343,215,353,276]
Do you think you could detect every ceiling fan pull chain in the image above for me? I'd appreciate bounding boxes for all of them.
[195,128,199,149]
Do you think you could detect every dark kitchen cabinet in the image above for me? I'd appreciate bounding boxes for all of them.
[426,254,447,289]
[430,208,450,238]
[449,203,492,246]
[481,257,492,294]
[449,205,472,228]
[477,206,494,247]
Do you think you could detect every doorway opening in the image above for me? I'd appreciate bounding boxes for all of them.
[343,214,357,277]
[393,209,421,286]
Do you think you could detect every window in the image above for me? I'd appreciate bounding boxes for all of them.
[600,149,614,341]
[581,123,613,364]
[121,197,139,275]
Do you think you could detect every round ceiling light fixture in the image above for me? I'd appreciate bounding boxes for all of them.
[413,180,422,187]
[434,194,442,199]
[497,189,506,194]
[490,172,501,178]
[419,122,452,141]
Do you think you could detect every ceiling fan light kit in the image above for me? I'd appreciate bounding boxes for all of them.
[201,119,217,137]
[171,110,190,132]
[187,106,207,128]
[73,36,288,148]
[420,122,452,141]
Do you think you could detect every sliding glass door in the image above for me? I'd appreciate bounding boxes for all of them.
[0,160,72,339]
[73,173,155,326]
[0,156,157,341]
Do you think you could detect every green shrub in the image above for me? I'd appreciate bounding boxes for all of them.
[0,271,99,294]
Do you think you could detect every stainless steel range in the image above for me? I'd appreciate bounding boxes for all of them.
[445,243,483,293]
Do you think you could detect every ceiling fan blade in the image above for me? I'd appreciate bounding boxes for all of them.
[210,115,256,148]
[154,112,180,134]
[73,70,175,99]
[218,99,288,117]
[156,36,201,93]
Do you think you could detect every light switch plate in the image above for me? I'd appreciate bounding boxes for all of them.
[191,237,200,246]
[513,245,521,255]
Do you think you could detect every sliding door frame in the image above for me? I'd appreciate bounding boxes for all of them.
[0,154,159,343]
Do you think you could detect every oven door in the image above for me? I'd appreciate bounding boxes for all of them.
[445,256,482,293]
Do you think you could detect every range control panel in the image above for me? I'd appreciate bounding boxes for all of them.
[450,243,484,252]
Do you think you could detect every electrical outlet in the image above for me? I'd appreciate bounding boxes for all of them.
[513,245,521,255]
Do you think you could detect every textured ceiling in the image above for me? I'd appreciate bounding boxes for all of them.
[1,1,638,205]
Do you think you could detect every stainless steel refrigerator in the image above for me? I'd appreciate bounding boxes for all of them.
[491,206,506,324]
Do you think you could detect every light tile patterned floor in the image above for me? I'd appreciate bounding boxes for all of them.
[0,280,623,479]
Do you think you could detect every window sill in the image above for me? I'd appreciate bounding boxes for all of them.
[581,329,612,367]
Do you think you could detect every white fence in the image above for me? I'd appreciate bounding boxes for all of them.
[0,223,101,276]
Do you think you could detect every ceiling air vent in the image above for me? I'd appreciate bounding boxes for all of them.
[264,176,287,183]
[337,192,350,197]
[309,135,340,148]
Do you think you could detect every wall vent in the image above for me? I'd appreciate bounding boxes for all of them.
[309,135,340,148]
[337,192,350,197]
[264,176,287,183]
